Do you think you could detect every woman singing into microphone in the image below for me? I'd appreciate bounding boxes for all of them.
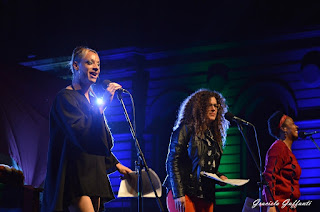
[42,46,132,212]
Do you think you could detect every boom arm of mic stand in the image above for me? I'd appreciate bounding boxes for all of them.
[235,122,280,212]
[309,136,320,151]
[116,93,165,212]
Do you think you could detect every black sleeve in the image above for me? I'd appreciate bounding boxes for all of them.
[105,153,120,174]
[51,91,111,156]
[216,171,226,178]
[165,125,189,199]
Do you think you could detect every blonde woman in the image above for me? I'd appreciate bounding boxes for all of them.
[42,47,132,212]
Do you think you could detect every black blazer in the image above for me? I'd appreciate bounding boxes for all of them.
[163,124,224,203]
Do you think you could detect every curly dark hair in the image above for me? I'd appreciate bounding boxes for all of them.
[268,111,285,139]
[174,89,229,147]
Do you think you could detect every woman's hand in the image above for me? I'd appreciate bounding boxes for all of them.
[218,175,228,186]
[116,163,132,176]
[99,82,122,113]
[174,196,185,212]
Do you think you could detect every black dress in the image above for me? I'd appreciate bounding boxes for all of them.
[42,88,119,212]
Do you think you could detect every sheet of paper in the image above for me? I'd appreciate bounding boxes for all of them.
[118,168,162,198]
[201,171,249,186]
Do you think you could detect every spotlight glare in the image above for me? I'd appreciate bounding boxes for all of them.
[96,98,104,105]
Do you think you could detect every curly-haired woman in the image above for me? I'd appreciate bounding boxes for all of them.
[263,111,301,212]
[163,89,230,212]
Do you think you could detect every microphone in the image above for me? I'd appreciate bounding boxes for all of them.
[224,112,252,126]
[298,131,318,139]
[102,80,129,94]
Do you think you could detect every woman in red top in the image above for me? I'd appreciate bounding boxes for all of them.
[263,111,301,212]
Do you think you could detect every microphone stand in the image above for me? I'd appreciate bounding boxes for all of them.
[235,121,279,212]
[116,92,165,212]
[309,136,320,152]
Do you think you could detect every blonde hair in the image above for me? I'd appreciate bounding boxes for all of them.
[69,46,98,75]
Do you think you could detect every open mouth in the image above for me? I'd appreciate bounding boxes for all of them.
[90,72,98,78]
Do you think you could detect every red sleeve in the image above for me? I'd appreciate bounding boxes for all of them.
[263,141,286,202]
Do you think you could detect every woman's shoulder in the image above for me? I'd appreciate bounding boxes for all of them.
[172,124,194,141]
[56,86,77,96]
[54,87,78,102]
[267,140,287,156]
[272,140,287,147]
[173,124,192,133]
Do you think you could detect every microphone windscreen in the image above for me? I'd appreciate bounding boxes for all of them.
[102,80,112,89]
[298,131,307,139]
[224,112,234,122]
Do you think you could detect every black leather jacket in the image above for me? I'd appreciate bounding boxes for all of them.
[163,124,224,202]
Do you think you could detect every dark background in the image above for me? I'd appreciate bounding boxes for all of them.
[1,0,319,63]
